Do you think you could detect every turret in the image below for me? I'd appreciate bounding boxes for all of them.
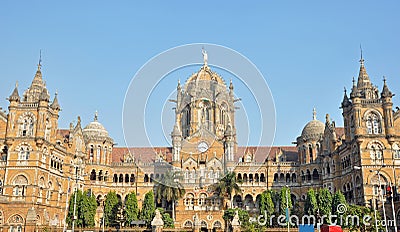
[381,77,395,139]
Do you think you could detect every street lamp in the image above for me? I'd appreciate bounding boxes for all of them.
[72,158,83,232]
[370,164,388,232]
[102,197,105,232]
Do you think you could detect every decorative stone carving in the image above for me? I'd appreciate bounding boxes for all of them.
[151,209,164,232]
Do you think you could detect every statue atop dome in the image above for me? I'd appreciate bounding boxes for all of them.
[202,47,208,66]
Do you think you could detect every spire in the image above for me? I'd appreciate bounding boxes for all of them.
[341,87,351,108]
[229,79,234,90]
[38,49,42,71]
[312,108,317,120]
[50,91,61,110]
[9,81,20,102]
[357,48,371,89]
[177,79,181,90]
[24,52,46,102]
[381,76,393,98]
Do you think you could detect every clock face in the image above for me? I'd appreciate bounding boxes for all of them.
[197,141,209,153]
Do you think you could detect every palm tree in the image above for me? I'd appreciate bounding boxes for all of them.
[154,171,185,221]
[213,171,241,208]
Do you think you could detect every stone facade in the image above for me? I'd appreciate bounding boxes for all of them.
[0,55,399,231]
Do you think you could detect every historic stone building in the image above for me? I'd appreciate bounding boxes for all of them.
[0,53,400,231]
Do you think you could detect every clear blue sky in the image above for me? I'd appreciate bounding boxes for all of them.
[1,1,399,147]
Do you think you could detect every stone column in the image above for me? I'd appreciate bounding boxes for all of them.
[151,209,164,232]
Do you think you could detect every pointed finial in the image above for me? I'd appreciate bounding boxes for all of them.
[55,90,58,96]
[352,76,356,86]
[312,108,317,120]
[15,81,18,88]
[38,50,42,70]
[383,76,386,84]
[94,111,98,121]
[344,87,347,94]
[359,44,364,65]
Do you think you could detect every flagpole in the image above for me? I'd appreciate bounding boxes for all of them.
[63,177,71,232]
[286,185,290,232]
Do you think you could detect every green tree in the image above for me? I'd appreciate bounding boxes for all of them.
[141,190,156,227]
[258,190,274,227]
[124,191,139,225]
[331,191,347,215]
[317,188,332,224]
[66,190,97,228]
[213,171,241,208]
[154,171,185,221]
[279,186,292,215]
[304,189,318,216]
[104,191,120,227]
[157,208,174,228]
[79,190,97,227]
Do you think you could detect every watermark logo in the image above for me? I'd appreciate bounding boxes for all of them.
[249,203,394,228]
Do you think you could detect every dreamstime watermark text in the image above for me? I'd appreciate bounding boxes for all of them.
[249,204,395,227]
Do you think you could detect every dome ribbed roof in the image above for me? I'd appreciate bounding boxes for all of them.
[83,112,109,138]
[185,65,226,86]
[301,109,325,140]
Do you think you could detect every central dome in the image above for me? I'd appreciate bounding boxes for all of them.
[185,65,226,87]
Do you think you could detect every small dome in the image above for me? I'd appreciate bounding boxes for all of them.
[83,112,109,139]
[301,109,325,140]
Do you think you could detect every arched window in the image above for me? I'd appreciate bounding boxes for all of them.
[113,174,118,183]
[286,173,291,182]
[96,146,101,163]
[44,118,51,141]
[366,113,381,134]
[130,174,135,183]
[119,174,123,183]
[260,173,266,182]
[90,169,96,181]
[185,193,195,209]
[182,107,191,138]
[89,145,94,161]
[306,170,311,181]
[20,115,34,137]
[98,170,103,181]
[184,221,193,228]
[237,173,242,182]
[144,174,149,183]
[368,142,384,162]
[273,173,278,182]
[103,147,108,164]
[220,103,228,127]
[291,173,297,183]
[280,173,285,182]
[125,174,129,183]
[393,144,400,159]
[312,169,319,180]
[199,193,207,206]
[12,175,28,197]
[309,145,313,163]
[18,145,30,160]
